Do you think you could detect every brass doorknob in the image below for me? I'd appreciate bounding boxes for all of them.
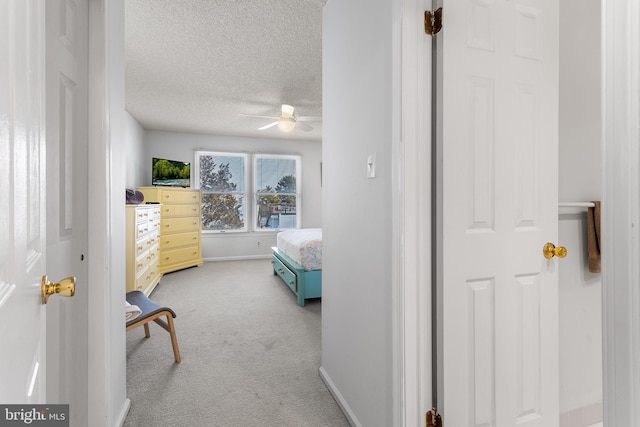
[543,242,567,259]
[41,275,76,304]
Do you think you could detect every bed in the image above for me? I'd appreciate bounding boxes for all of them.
[272,228,322,307]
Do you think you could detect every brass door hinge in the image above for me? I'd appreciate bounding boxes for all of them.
[425,8,443,36]
[426,407,442,427]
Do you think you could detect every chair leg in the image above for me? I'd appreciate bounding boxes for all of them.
[166,314,181,363]
[143,322,151,338]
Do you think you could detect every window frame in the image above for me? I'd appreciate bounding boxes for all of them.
[194,150,249,233]
[252,153,302,232]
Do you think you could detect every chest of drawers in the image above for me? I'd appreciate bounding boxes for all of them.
[137,187,203,274]
[126,204,162,295]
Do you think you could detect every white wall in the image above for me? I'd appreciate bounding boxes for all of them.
[320,0,396,425]
[558,0,602,417]
[144,130,322,260]
[124,111,146,188]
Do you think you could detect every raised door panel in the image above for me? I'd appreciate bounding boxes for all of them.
[0,0,48,402]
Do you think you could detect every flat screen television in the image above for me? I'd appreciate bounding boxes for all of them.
[152,157,191,187]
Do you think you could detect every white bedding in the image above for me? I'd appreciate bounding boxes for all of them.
[276,228,322,271]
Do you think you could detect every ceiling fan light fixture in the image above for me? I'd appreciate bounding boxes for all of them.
[277,117,296,132]
[281,104,295,118]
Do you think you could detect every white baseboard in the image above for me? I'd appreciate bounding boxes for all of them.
[117,398,131,427]
[202,255,272,262]
[319,366,361,427]
[560,402,603,427]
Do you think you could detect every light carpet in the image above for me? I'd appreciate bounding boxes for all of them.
[124,259,349,427]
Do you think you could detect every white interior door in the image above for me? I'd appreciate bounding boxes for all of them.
[436,1,560,425]
[0,0,49,403]
[45,0,89,420]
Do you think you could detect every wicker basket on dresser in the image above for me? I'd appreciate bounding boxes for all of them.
[137,187,203,274]
[126,204,162,295]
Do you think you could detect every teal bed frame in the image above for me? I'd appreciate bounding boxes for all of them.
[271,247,322,307]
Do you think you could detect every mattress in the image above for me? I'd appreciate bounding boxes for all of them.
[276,228,322,271]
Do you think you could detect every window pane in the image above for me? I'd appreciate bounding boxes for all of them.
[256,195,296,230]
[199,154,245,192]
[202,193,245,231]
[255,158,296,193]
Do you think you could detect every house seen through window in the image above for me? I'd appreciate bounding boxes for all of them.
[254,154,300,230]
[194,151,301,232]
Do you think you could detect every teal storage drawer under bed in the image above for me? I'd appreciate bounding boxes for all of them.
[272,247,322,307]
[273,254,297,293]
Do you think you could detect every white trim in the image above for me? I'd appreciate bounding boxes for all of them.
[392,0,405,422]
[87,0,109,424]
[319,367,364,427]
[602,0,640,424]
[253,153,303,231]
[116,398,131,427]
[202,255,272,262]
[400,0,433,425]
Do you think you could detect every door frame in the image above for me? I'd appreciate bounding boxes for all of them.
[398,0,640,425]
[83,0,640,425]
[396,0,433,425]
[85,0,112,424]
[85,0,129,425]
[602,0,640,424]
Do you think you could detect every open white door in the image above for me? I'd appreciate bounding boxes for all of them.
[45,0,89,422]
[0,0,83,408]
[0,0,50,403]
[435,1,560,425]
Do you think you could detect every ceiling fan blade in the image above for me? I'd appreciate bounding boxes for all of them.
[238,113,279,120]
[296,121,313,131]
[296,115,321,122]
[258,121,278,130]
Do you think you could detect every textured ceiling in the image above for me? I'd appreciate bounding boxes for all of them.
[125,0,325,141]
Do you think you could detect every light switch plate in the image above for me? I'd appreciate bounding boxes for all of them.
[367,154,376,179]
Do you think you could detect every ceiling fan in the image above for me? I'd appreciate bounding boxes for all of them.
[239,104,319,132]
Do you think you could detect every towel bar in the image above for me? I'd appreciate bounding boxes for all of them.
[559,202,596,208]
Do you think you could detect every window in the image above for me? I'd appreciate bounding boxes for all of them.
[194,151,301,232]
[195,151,248,232]
[254,154,301,231]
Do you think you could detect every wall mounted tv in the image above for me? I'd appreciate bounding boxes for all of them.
[152,157,191,187]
